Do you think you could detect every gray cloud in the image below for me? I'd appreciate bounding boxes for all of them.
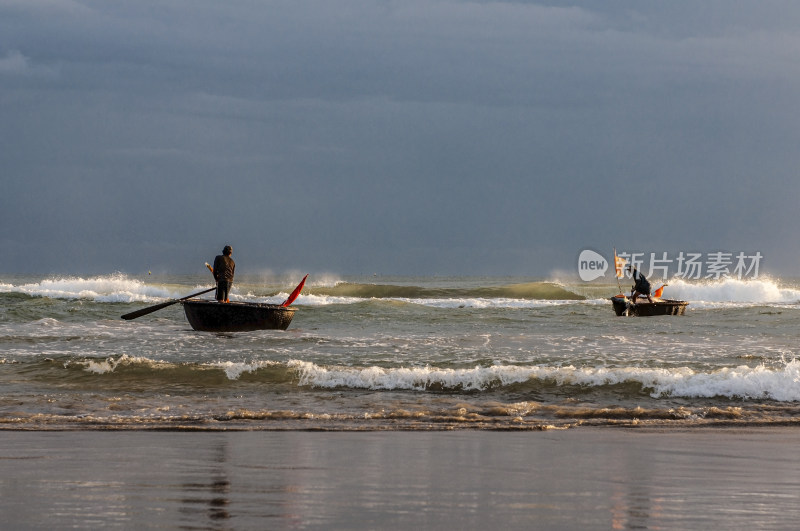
[2,1,799,276]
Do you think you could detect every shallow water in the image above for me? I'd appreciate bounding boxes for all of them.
[2,273,800,430]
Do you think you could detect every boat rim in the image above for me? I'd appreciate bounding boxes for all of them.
[181,299,296,310]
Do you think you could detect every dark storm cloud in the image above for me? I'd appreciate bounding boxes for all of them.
[1,0,799,275]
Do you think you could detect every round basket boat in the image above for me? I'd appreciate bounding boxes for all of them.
[181,299,296,332]
[610,296,688,317]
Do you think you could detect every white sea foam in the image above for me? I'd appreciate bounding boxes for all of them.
[287,360,800,401]
[663,277,800,306]
[209,360,282,380]
[269,293,361,307]
[531,363,800,401]
[305,273,344,288]
[0,274,200,303]
[72,355,282,379]
[642,362,800,401]
[288,360,523,390]
[74,354,167,374]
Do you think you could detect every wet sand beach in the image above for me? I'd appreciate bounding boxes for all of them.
[2,428,799,529]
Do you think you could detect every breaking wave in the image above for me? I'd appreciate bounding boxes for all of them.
[288,359,800,401]
[4,274,799,311]
[662,277,800,307]
[0,274,189,303]
[62,356,800,402]
[0,275,586,308]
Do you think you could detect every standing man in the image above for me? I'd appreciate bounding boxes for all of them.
[211,245,235,303]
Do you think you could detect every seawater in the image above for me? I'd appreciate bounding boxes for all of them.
[2,273,800,430]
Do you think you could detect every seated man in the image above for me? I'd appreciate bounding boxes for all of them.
[627,265,653,304]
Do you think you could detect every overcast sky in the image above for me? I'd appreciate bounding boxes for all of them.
[2,0,799,277]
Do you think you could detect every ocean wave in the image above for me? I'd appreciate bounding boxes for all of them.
[223,278,800,309]
[5,274,800,311]
[54,355,800,402]
[657,277,800,305]
[1,275,589,308]
[287,360,800,401]
[0,274,187,303]
[68,355,286,380]
[76,354,174,374]
[262,293,362,307]
[209,359,285,380]
[7,355,800,430]
[286,295,586,309]
[308,282,585,301]
[271,281,587,308]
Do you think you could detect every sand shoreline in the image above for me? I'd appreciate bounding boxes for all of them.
[2,427,800,528]
[3,420,800,431]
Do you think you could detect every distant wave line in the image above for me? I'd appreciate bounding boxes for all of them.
[2,274,800,307]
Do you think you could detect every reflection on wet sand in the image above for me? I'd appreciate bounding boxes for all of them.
[608,448,665,529]
[180,443,231,524]
[2,430,800,529]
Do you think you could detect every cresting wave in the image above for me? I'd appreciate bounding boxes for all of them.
[289,360,800,400]
[664,277,800,306]
[67,355,289,382]
[0,275,597,310]
[54,356,800,402]
[0,274,185,303]
[308,282,585,301]
[0,274,303,305]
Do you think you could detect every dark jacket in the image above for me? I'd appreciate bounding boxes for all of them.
[632,268,651,293]
[213,255,235,282]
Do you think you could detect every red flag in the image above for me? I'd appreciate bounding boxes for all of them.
[281,274,308,307]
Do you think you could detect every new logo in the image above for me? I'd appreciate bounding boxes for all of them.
[578,250,608,281]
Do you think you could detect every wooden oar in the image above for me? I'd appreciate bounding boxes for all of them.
[281,275,308,307]
[121,287,216,320]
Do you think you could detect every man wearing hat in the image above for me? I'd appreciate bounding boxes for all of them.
[211,245,235,303]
